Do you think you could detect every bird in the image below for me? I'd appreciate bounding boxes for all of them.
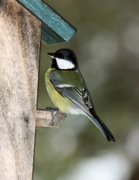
[45,48,115,142]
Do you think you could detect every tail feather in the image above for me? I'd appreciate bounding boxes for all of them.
[86,108,115,142]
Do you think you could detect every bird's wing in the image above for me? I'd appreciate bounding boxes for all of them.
[50,70,92,111]
[50,70,115,142]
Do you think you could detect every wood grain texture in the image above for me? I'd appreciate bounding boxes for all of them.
[0,1,67,179]
[36,110,67,128]
[17,0,76,44]
[0,0,40,179]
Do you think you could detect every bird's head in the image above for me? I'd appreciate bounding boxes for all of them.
[48,49,78,70]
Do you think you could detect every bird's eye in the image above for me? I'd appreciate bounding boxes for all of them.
[56,53,64,59]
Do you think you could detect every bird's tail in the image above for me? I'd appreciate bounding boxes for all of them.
[86,108,115,142]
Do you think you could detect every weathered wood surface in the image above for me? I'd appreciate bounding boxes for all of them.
[0,0,65,179]
[0,0,68,179]
[36,110,67,128]
[0,0,40,179]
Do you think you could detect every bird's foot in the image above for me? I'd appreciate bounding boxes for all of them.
[45,107,69,126]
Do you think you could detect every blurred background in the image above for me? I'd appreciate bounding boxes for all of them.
[34,0,139,180]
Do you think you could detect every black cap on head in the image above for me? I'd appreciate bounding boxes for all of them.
[48,49,78,70]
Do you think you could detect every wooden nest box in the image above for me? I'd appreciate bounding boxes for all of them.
[0,0,76,179]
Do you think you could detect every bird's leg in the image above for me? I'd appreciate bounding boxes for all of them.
[45,107,58,126]
[45,107,69,126]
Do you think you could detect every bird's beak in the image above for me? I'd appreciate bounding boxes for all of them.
[48,52,55,59]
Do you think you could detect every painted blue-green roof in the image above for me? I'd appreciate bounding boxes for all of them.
[17,0,76,44]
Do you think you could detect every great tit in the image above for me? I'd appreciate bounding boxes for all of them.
[45,49,115,142]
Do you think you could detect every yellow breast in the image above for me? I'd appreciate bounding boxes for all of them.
[45,68,74,113]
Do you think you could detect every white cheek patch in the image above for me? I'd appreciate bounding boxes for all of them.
[56,58,75,69]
